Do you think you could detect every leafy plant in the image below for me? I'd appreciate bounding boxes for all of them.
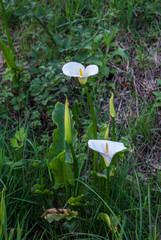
[0,0,22,86]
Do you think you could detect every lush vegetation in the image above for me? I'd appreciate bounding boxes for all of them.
[0,0,161,239]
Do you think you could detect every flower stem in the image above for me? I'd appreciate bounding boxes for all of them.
[106,167,110,202]
[112,117,115,141]
[69,143,78,195]
[84,85,98,172]
[106,167,110,212]
[63,162,70,201]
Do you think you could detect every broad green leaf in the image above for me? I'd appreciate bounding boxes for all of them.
[111,48,129,61]
[95,60,103,67]
[0,40,20,70]
[10,138,19,148]
[48,102,77,163]
[109,92,116,118]
[34,189,53,195]
[0,40,22,84]
[68,194,90,207]
[31,184,53,195]
[15,128,26,142]
[102,66,110,77]
[50,151,74,189]
[74,51,88,62]
[31,184,45,191]
[6,160,25,168]
[41,208,78,223]
[10,138,23,150]
[85,56,99,64]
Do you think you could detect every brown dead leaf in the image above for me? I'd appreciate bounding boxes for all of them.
[41,208,78,223]
[41,208,69,217]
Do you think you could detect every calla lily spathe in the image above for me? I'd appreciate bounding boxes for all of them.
[62,62,99,85]
[88,140,127,167]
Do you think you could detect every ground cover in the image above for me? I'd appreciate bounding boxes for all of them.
[0,0,161,239]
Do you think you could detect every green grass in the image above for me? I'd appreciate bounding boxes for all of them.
[0,0,161,239]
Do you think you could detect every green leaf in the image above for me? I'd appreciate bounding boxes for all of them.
[109,165,116,177]
[153,91,161,97]
[98,124,109,139]
[83,123,94,140]
[154,102,161,107]
[31,184,53,195]
[41,208,78,223]
[94,34,103,43]
[68,194,90,207]
[105,28,118,50]
[15,128,26,142]
[156,79,161,85]
[74,51,88,62]
[111,48,129,61]
[48,102,77,163]
[63,220,78,233]
[31,184,45,191]
[109,92,116,118]
[102,66,110,78]
[50,151,74,189]
[10,138,19,148]
[0,40,20,71]
[85,56,99,64]
[111,149,129,165]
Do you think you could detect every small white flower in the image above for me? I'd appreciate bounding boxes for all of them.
[88,140,127,167]
[62,62,98,85]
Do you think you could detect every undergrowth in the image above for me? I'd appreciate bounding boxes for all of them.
[0,0,161,239]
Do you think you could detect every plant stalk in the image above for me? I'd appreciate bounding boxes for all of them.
[69,143,78,195]
[106,167,110,205]
[84,85,98,172]
[112,117,115,141]
[106,166,110,214]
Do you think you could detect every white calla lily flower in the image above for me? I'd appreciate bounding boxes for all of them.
[88,140,127,167]
[62,62,99,85]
